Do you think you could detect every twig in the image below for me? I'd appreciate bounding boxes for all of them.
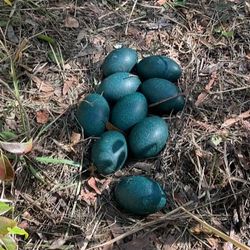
[125,0,138,35]
[181,207,250,250]
[148,93,185,108]
[87,203,192,250]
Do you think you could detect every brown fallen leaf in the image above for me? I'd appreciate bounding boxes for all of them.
[27,73,54,93]
[64,16,79,28]
[221,110,250,128]
[195,72,217,106]
[241,120,250,131]
[70,132,81,145]
[206,237,221,250]
[0,154,15,181]
[190,223,213,235]
[63,76,78,95]
[0,138,33,154]
[36,110,49,124]
[157,0,167,5]
[87,177,102,195]
[79,188,97,205]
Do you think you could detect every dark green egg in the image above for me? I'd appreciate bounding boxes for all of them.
[97,72,141,103]
[76,94,110,137]
[91,131,128,175]
[128,116,169,159]
[102,48,138,76]
[111,92,147,131]
[141,78,185,113]
[136,55,182,82]
[114,176,167,215]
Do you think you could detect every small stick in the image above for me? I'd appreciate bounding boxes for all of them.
[149,93,185,108]
[125,0,138,35]
[181,207,250,250]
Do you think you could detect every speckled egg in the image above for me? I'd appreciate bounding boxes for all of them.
[136,55,182,82]
[128,116,169,158]
[111,92,148,131]
[97,72,141,103]
[102,48,138,76]
[76,94,110,137]
[91,131,128,175]
[114,175,167,215]
[141,78,185,113]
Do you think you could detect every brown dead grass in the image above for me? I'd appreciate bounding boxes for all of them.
[0,0,250,249]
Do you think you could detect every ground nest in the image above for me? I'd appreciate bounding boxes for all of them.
[0,1,250,249]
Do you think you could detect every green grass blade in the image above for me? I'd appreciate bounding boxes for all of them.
[35,156,81,168]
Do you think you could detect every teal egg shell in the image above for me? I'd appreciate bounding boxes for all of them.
[114,176,167,215]
[141,78,185,113]
[97,72,141,103]
[136,55,182,82]
[128,116,169,159]
[91,131,128,175]
[111,92,148,131]
[76,94,110,137]
[102,48,138,77]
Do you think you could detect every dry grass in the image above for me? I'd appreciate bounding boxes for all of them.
[0,0,250,249]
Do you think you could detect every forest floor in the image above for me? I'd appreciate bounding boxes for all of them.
[0,0,250,249]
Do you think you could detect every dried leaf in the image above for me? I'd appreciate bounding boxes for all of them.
[64,16,79,28]
[206,237,220,249]
[7,25,19,44]
[36,110,49,124]
[106,122,123,133]
[195,72,217,106]
[0,138,33,154]
[0,154,15,181]
[157,0,167,5]
[63,76,77,95]
[70,132,81,145]
[190,223,213,234]
[241,120,250,131]
[28,73,54,93]
[49,237,67,250]
[221,110,250,128]
[80,188,97,205]
[87,177,101,195]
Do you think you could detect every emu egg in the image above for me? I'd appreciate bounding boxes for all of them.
[136,55,182,82]
[76,93,110,137]
[91,131,128,175]
[141,78,185,113]
[114,176,167,215]
[128,116,168,158]
[102,48,138,76]
[97,72,141,103]
[111,92,148,131]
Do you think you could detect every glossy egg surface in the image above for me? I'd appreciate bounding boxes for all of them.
[76,94,110,137]
[102,48,138,76]
[97,72,141,103]
[91,131,128,175]
[111,92,147,131]
[128,116,168,158]
[136,55,182,82]
[141,78,185,113]
[114,175,167,215]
